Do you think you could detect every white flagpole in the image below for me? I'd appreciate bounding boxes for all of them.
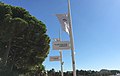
[59,29,64,76]
[67,0,76,76]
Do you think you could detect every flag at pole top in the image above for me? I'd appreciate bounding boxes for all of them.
[56,14,70,35]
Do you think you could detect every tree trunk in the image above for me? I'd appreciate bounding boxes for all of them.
[4,38,12,66]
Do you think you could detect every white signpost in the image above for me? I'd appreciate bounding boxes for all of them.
[50,56,60,61]
[52,41,70,50]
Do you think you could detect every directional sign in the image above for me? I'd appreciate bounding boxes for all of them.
[50,56,60,61]
[52,41,71,50]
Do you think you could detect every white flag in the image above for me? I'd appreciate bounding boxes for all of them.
[56,14,70,35]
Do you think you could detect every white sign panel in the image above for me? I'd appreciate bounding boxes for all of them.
[52,41,71,50]
[50,56,60,61]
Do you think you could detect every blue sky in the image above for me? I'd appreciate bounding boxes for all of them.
[1,0,120,71]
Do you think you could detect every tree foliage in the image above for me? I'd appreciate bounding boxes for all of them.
[47,69,120,76]
[0,2,50,74]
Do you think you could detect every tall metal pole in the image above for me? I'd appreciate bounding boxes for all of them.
[59,29,64,76]
[67,0,76,76]
[59,50,63,76]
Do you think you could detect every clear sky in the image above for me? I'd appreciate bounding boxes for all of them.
[1,0,120,71]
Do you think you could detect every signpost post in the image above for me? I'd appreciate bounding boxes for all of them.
[59,50,63,76]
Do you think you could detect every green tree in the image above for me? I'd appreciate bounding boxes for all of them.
[0,2,50,75]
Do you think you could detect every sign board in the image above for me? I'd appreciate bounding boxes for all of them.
[52,41,71,50]
[50,56,60,61]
